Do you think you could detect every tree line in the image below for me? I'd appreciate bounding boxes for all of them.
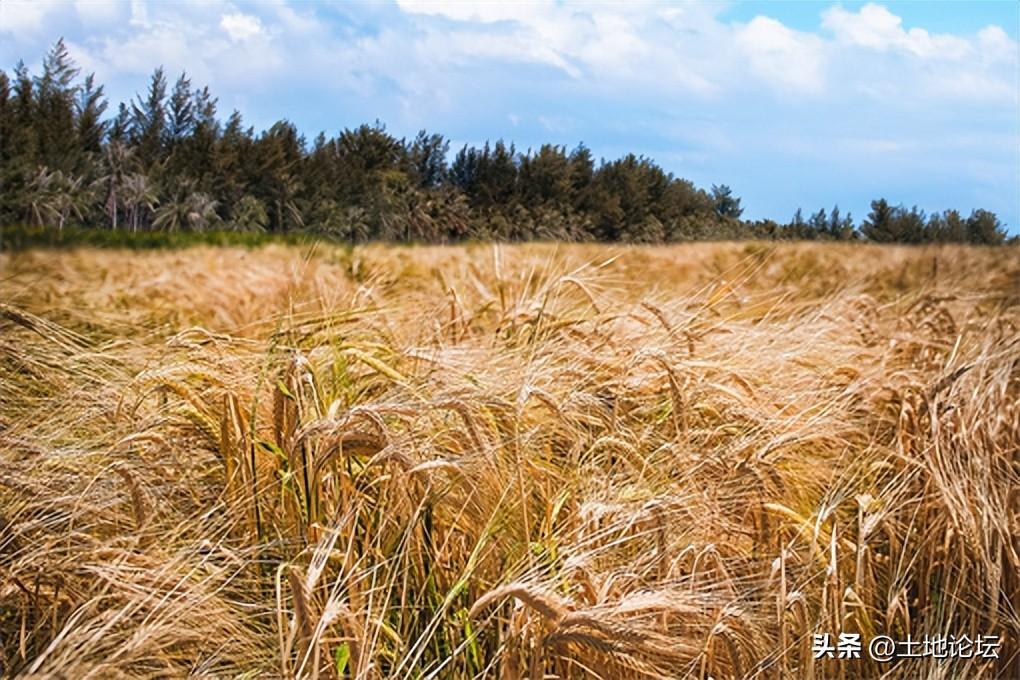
[0,41,1011,245]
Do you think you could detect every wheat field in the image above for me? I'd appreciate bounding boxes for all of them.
[1,242,1018,678]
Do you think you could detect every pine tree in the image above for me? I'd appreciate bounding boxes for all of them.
[966,209,1006,245]
[518,144,570,207]
[861,199,896,242]
[75,73,108,157]
[567,143,594,212]
[131,68,168,170]
[808,208,828,239]
[34,39,79,171]
[827,205,855,240]
[474,140,518,208]
[899,206,926,244]
[711,184,743,219]
[407,130,448,189]
[165,73,195,148]
[451,145,481,197]
[109,103,131,142]
[0,71,13,223]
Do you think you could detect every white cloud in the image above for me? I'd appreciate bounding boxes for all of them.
[73,0,124,27]
[737,17,826,93]
[4,0,1015,128]
[0,0,56,34]
[431,30,582,78]
[395,0,552,24]
[49,1,284,106]
[393,2,727,94]
[814,4,1016,104]
[271,4,324,37]
[977,25,1017,63]
[392,2,1013,100]
[822,3,970,59]
[221,12,263,42]
[129,0,150,28]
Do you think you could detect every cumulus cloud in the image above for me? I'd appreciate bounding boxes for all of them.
[737,17,826,93]
[977,25,1016,62]
[2,1,1014,112]
[8,0,1008,111]
[822,3,970,58]
[0,0,57,35]
[814,3,1016,103]
[221,12,263,43]
[393,1,1013,101]
[393,2,739,94]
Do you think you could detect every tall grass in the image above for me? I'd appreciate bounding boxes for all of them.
[1,241,1017,677]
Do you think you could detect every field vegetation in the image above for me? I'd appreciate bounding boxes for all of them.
[1,241,1018,678]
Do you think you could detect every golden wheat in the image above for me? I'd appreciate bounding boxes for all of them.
[0,241,1017,678]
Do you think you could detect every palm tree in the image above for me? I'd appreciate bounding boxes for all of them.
[25,167,92,230]
[26,167,59,228]
[229,195,269,232]
[153,187,219,232]
[51,172,92,230]
[185,192,219,231]
[99,140,133,230]
[272,172,304,231]
[122,173,158,232]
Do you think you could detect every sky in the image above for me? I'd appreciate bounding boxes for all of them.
[2,1,1018,232]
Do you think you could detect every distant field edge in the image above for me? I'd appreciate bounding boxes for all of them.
[1,224,1017,252]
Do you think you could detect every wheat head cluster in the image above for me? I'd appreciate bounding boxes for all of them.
[0,242,1017,678]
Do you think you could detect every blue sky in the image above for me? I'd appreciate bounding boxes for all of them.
[2,1,1018,231]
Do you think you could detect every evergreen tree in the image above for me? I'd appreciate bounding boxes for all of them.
[827,205,855,240]
[898,206,927,244]
[861,199,896,242]
[966,209,1007,245]
[0,71,13,223]
[567,143,595,212]
[942,209,967,242]
[131,67,167,170]
[711,184,743,219]
[34,39,79,171]
[252,121,305,231]
[75,74,108,157]
[165,73,195,148]
[2,63,41,220]
[407,130,448,189]
[109,103,130,142]
[808,208,828,239]
[518,144,570,207]
[474,140,518,208]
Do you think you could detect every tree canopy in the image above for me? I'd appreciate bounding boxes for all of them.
[0,40,1011,245]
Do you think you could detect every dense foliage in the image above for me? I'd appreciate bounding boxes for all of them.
[0,41,1010,244]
